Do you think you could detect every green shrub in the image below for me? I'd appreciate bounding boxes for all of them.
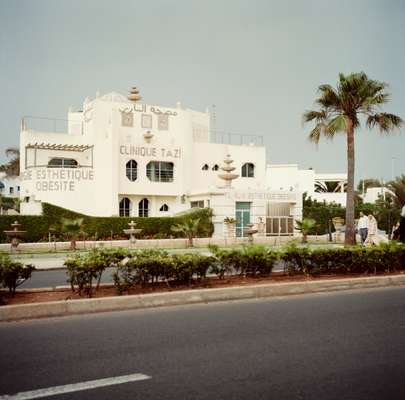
[0,203,214,243]
[113,250,216,293]
[0,254,35,296]
[113,249,171,293]
[279,243,312,275]
[64,248,128,297]
[209,244,278,277]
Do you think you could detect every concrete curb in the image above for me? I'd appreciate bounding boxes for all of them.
[1,274,405,322]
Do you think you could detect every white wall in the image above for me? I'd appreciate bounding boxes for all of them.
[0,174,20,198]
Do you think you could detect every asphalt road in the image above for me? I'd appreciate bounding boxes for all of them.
[19,268,116,289]
[1,287,405,400]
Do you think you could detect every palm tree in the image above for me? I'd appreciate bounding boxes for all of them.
[61,218,84,250]
[388,175,405,208]
[303,72,403,245]
[0,147,20,176]
[171,218,200,247]
[295,218,316,243]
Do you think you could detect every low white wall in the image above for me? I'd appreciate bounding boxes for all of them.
[0,234,340,252]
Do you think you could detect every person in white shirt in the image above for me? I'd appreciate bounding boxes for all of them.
[399,204,405,243]
[357,212,369,245]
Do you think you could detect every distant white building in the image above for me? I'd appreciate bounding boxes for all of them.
[0,173,20,198]
[266,164,347,206]
[362,187,393,204]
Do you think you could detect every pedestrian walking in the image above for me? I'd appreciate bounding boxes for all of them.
[399,204,405,244]
[357,212,369,245]
[365,214,379,246]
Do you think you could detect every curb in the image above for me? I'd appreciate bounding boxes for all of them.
[1,275,405,322]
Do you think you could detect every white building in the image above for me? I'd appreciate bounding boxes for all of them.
[19,90,304,237]
[0,173,21,198]
[266,165,347,206]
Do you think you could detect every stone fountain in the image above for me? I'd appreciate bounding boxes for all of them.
[218,154,239,188]
[123,220,142,245]
[244,223,258,244]
[4,220,26,251]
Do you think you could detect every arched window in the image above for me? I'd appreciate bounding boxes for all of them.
[241,163,254,177]
[146,161,174,182]
[126,160,137,181]
[212,164,219,171]
[202,164,209,171]
[48,158,78,168]
[119,197,131,217]
[139,198,149,217]
[159,204,169,212]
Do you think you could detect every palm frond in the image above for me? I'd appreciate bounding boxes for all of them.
[366,113,403,133]
[308,123,323,144]
[316,85,341,109]
[326,115,347,137]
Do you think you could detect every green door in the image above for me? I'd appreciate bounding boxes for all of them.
[236,202,251,237]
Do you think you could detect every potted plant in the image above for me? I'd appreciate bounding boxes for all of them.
[224,217,237,239]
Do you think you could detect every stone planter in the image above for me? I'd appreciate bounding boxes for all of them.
[224,222,236,239]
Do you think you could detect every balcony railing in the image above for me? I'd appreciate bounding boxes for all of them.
[21,116,83,135]
[210,130,264,146]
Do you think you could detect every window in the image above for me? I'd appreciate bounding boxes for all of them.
[146,161,174,182]
[141,114,152,129]
[119,197,131,217]
[139,198,149,217]
[126,160,137,181]
[202,164,209,171]
[212,164,219,171]
[241,163,254,177]
[157,114,169,130]
[191,200,204,208]
[48,158,78,168]
[121,111,133,127]
[159,204,169,212]
[17,186,20,192]
[9,187,14,194]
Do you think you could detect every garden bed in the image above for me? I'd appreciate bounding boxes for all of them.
[2,271,405,306]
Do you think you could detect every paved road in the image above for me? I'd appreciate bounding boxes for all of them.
[19,268,116,289]
[1,287,405,399]
[21,262,288,288]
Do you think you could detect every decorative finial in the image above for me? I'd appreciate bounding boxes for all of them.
[128,86,142,102]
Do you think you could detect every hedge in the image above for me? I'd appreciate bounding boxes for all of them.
[63,243,405,297]
[0,203,214,243]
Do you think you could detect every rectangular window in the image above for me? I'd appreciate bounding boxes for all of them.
[146,161,174,182]
[190,200,204,208]
[121,111,134,127]
[158,114,169,130]
[141,114,152,129]
[9,187,14,194]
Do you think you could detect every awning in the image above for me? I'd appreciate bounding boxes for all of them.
[26,143,93,152]
[0,181,4,189]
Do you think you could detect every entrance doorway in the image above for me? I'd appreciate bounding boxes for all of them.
[236,202,251,237]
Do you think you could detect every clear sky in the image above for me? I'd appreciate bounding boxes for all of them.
[1,0,404,182]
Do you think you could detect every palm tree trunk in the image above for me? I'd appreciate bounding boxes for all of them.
[345,120,356,245]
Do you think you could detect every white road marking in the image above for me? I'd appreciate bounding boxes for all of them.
[0,373,151,400]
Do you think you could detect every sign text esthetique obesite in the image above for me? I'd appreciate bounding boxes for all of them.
[22,169,94,192]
